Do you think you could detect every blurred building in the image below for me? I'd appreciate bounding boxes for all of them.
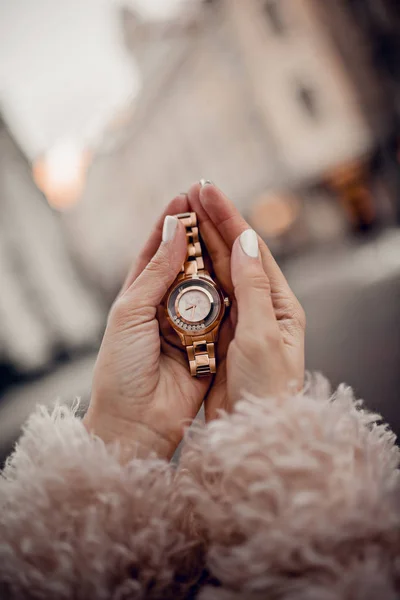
[1,1,397,304]
[1,0,400,458]
[110,0,396,250]
[0,122,105,374]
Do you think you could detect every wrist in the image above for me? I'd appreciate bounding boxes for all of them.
[83,407,177,463]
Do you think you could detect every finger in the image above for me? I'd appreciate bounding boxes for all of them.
[199,183,299,303]
[120,193,189,295]
[199,183,248,247]
[122,216,187,311]
[187,181,233,294]
[231,229,277,337]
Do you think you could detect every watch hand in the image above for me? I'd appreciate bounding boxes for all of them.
[191,305,196,319]
[185,305,194,312]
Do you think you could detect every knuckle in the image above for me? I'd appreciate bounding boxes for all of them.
[235,272,271,299]
[285,298,306,331]
[109,296,134,326]
[250,273,272,296]
[147,249,170,275]
[294,304,306,331]
[109,295,151,329]
[237,324,281,362]
[275,292,306,332]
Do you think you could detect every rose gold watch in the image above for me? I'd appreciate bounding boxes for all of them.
[165,212,229,377]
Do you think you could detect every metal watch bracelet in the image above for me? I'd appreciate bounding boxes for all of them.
[176,212,216,376]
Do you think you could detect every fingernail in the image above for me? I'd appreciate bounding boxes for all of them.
[199,179,213,188]
[239,229,259,258]
[162,215,178,242]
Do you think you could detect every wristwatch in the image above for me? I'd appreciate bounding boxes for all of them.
[165,212,229,377]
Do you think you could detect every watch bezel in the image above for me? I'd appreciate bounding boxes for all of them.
[166,273,225,335]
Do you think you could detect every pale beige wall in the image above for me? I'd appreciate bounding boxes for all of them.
[64,13,282,291]
[226,0,374,183]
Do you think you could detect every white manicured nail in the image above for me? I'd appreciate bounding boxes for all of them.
[199,179,213,187]
[162,215,178,242]
[239,229,259,258]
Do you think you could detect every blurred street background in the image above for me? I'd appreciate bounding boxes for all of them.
[1,0,400,461]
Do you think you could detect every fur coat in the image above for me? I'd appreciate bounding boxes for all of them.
[1,375,400,600]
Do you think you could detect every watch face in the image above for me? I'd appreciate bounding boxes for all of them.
[167,278,222,333]
[177,288,211,323]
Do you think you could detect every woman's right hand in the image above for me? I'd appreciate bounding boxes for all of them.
[225,225,306,407]
[190,183,306,419]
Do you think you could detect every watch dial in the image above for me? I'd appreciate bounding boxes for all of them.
[177,289,211,323]
[167,279,222,333]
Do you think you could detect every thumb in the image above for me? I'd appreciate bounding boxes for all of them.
[126,216,187,309]
[231,229,276,335]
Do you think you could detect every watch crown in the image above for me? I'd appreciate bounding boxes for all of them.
[224,297,230,307]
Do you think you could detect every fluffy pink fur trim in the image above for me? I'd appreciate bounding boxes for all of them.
[1,375,400,599]
[179,374,400,599]
[0,403,199,599]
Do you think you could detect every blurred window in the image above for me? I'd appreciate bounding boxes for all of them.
[263,0,286,35]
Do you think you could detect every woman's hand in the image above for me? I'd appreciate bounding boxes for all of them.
[186,182,305,419]
[84,182,305,460]
[84,195,211,462]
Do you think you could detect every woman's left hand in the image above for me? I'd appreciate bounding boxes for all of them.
[84,194,211,462]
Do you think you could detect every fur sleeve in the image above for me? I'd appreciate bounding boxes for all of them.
[0,403,200,600]
[178,375,400,600]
